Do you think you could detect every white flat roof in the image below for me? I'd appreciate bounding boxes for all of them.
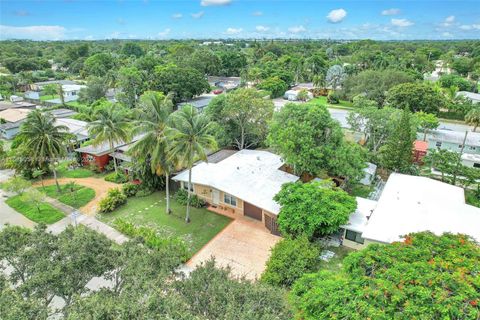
[361,173,480,243]
[341,197,378,233]
[173,149,299,214]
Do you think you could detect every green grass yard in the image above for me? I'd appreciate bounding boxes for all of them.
[6,194,65,224]
[40,94,60,101]
[311,96,353,109]
[100,191,232,255]
[37,184,95,208]
[56,161,105,179]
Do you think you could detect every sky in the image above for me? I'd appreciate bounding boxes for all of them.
[0,0,479,41]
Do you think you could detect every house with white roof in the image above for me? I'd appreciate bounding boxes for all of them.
[426,129,480,155]
[340,173,480,249]
[172,149,299,234]
[456,91,480,104]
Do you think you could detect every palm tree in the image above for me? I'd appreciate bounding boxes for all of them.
[129,91,176,214]
[88,106,130,174]
[57,84,65,105]
[465,107,480,132]
[19,110,70,192]
[170,105,217,223]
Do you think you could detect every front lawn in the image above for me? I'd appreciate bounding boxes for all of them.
[347,184,374,198]
[100,191,232,256]
[57,161,96,178]
[6,194,65,224]
[38,184,95,208]
[40,94,60,101]
[311,96,353,109]
[465,190,480,208]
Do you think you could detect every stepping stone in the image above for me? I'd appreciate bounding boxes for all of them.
[145,208,149,210]
[138,210,142,213]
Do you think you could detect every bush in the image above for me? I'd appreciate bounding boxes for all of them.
[98,188,127,213]
[257,76,288,98]
[135,187,154,197]
[122,182,139,197]
[326,90,340,104]
[174,189,206,208]
[104,172,129,184]
[113,218,189,261]
[261,237,320,287]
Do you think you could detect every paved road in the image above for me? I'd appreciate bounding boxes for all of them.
[0,169,36,229]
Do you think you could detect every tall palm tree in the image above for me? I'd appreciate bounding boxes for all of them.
[88,106,130,174]
[465,107,480,132]
[170,105,217,223]
[129,91,176,214]
[19,110,70,192]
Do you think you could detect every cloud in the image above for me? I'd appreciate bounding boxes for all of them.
[225,27,242,35]
[327,9,347,23]
[191,11,205,19]
[116,18,127,25]
[255,25,269,32]
[440,15,456,27]
[84,35,94,40]
[0,24,66,40]
[391,18,414,27]
[158,28,171,37]
[201,0,231,6]
[288,25,307,33]
[13,10,30,17]
[172,13,183,19]
[442,32,453,37]
[381,8,400,16]
[460,24,480,30]
[252,11,263,16]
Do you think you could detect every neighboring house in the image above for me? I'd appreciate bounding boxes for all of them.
[461,153,480,168]
[0,100,37,112]
[172,149,299,235]
[24,91,40,100]
[178,94,215,112]
[424,60,451,81]
[426,129,480,155]
[55,118,89,145]
[49,108,78,119]
[207,76,241,91]
[30,80,78,92]
[45,84,87,105]
[292,82,315,91]
[74,135,142,171]
[0,108,32,139]
[413,140,428,164]
[283,89,313,101]
[456,91,480,104]
[341,173,480,250]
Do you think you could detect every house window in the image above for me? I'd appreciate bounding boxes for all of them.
[435,141,442,147]
[469,146,476,151]
[474,163,480,168]
[458,144,463,148]
[223,193,237,207]
[345,230,364,244]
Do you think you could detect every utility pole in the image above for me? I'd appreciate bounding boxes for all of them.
[452,131,468,185]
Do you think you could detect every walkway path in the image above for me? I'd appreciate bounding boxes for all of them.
[0,170,36,229]
[34,177,119,215]
[45,196,128,244]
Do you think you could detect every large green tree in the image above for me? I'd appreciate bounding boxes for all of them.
[170,105,217,222]
[117,66,143,108]
[275,181,357,239]
[153,64,210,103]
[129,91,176,213]
[78,76,108,104]
[291,232,480,320]
[18,110,70,192]
[386,82,445,114]
[87,106,131,174]
[268,102,365,182]
[205,88,274,149]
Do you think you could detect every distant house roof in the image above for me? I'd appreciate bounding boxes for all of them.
[50,108,78,118]
[361,173,480,243]
[0,108,32,123]
[341,197,378,233]
[178,94,214,111]
[55,118,89,140]
[0,101,36,111]
[34,80,77,86]
[456,91,480,103]
[428,129,480,147]
[62,84,86,92]
[414,140,428,152]
[207,76,241,89]
[173,149,299,215]
[292,82,315,90]
[74,135,143,156]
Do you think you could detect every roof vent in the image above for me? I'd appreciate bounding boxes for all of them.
[237,166,239,170]
[257,156,260,160]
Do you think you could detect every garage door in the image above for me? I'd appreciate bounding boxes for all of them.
[244,202,263,221]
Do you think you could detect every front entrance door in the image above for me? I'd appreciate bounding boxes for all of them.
[212,189,220,205]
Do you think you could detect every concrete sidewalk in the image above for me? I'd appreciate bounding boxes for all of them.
[45,196,128,244]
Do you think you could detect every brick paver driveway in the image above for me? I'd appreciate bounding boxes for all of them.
[187,217,281,280]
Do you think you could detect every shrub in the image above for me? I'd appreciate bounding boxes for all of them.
[113,218,189,261]
[326,90,340,104]
[104,172,129,184]
[135,187,154,197]
[122,182,139,197]
[98,188,127,213]
[174,189,206,208]
[261,236,320,287]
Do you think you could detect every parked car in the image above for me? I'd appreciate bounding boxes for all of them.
[213,89,223,95]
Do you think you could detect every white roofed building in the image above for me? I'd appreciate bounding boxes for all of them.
[341,173,480,249]
[173,149,299,234]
